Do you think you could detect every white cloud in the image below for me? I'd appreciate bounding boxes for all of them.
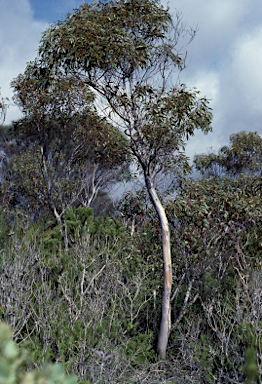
[0,0,48,124]
[188,71,220,103]
[231,28,262,113]
[160,0,262,160]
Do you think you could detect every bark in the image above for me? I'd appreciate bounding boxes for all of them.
[144,173,172,361]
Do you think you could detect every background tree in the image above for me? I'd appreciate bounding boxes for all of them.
[10,62,130,241]
[37,0,212,359]
[194,131,262,178]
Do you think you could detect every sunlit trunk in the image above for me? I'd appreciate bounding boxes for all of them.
[144,173,172,361]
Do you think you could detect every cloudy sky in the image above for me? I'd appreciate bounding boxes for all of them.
[0,0,262,161]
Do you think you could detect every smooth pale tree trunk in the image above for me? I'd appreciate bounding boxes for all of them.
[144,173,172,361]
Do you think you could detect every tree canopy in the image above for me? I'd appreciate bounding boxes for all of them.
[38,0,212,178]
[8,61,131,230]
[194,131,262,178]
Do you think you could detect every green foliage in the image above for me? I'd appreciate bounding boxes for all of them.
[168,175,262,263]
[44,206,125,253]
[38,0,212,179]
[64,206,94,237]
[193,334,217,383]
[12,63,130,169]
[192,317,261,384]
[0,212,160,381]
[194,131,262,178]
[9,59,131,223]
[0,322,77,384]
[0,211,11,251]
[243,347,259,384]
[39,0,173,72]
[121,319,154,365]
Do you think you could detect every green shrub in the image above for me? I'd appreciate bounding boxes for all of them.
[0,322,77,384]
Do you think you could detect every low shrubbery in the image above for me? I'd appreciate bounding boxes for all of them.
[0,188,261,383]
[0,322,77,384]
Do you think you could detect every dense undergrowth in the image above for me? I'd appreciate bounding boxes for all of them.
[0,174,262,384]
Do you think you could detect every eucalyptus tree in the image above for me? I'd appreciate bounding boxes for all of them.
[36,0,212,359]
[11,62,130,234]
[194,131,262,178]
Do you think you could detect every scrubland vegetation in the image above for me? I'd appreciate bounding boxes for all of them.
[0,132,261,383]
[0,0,262,382]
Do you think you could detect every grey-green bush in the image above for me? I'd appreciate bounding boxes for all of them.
[0,322,77,384]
